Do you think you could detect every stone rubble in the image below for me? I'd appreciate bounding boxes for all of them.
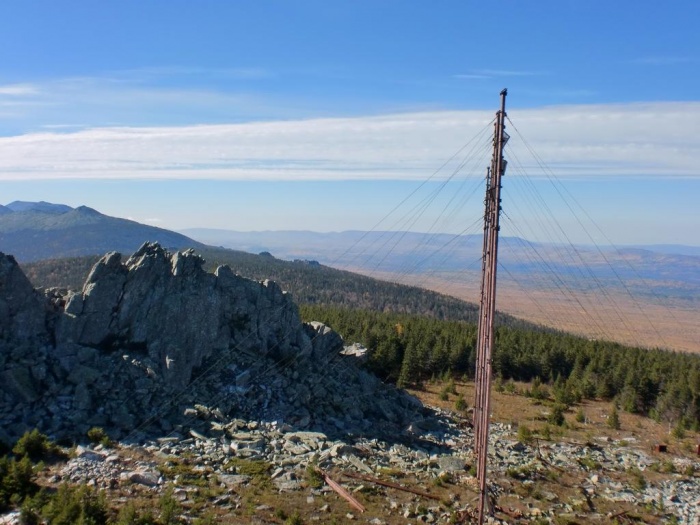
[44,409,700,524]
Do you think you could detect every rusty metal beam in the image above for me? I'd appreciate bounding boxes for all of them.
[318,469,366,514]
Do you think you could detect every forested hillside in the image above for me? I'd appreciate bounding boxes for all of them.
[300,305,700,430]
[21,255,100,291]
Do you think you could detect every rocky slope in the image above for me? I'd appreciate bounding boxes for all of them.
[0,242,423,445]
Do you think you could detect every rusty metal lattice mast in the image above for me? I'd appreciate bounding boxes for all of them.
[473,88,508,524]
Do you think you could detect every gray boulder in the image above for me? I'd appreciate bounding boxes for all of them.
[0,252,49,348]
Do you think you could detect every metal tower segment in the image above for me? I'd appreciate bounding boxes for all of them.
[474,88,508,524]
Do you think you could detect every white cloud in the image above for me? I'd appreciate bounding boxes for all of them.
[0,70,303,132]
[0,102,697,182]
[472,69,543,77]
[631,56,695,66]
[120,66,274,80]
[454,70,545,80]
[453,74,490,80]
[0,83,39,96]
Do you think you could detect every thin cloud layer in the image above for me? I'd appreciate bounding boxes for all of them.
[0,102,697,182]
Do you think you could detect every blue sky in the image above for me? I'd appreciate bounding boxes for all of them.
[0,1,698,245]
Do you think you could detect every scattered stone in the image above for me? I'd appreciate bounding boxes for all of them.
[219,474,251,487]
[122,470,160,487]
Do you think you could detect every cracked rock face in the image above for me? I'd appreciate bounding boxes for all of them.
[0,243,424,444]
[0,252,49,347]
[56,244,303,387]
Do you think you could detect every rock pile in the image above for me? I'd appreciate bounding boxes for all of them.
[44,411,700,524]
[0,243,424,444]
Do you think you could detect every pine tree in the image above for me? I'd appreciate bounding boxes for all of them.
[608,405,621,430]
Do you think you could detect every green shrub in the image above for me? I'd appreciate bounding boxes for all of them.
[116,502,157,525]
[40,484,108,525]
[506,463,536,480]
[305,465,324,489]
[12,430,57,462]
[517,424,533,445]
[454,394,467,412]
[19,501,42,525]
[285,511,304,525]
[494,377,505,393]
[159,486,182,525]
[193,513,217,525]
[0,455,39,511]
[226,458,271,479]
[662,461,676,474]
[628,467,646,491]
[575,408,585,423]
[548,404,567,426]
[578,454,601,470]
[527,378,550,400]
[608,406,621,430]
[671,421,686,440]
[86,427,113,448]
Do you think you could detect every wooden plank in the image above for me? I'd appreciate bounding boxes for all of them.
[318,469,366,514]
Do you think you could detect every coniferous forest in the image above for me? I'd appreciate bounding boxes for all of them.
[300,305,700,431]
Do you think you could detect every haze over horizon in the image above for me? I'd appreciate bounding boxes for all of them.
[0,1,698,245]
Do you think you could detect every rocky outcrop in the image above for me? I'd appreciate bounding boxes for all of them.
[0,252,48,346]
[0,243,424,444]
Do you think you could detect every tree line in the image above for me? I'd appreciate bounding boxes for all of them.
[300,305,700,430]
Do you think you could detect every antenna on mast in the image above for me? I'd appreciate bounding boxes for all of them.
[473,88,508,524]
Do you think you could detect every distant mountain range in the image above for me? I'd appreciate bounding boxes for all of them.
[2,202,698,352]
[181,228,700,298]
[181,227,700,259]
[1,203,697,301]
[180,227,700,353]
[0,201,203,262]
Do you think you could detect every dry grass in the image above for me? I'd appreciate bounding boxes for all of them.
[364,269,700,354]
[411,380,697,456]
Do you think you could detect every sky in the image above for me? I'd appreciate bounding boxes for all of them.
[0,1,698,245]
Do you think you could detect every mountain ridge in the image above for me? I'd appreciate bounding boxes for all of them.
[181,228,700,293]
[6,201,74,214]
[182,227,700,260]
[0,201,203,262]
[4,202,698,352]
